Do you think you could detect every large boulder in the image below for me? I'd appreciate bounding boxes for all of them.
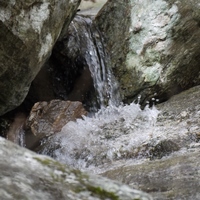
[95,0,200,104]
[0,137,153,200]
[0,0,81,116]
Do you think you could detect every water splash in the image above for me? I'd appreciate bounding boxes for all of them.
[39,103,160,172]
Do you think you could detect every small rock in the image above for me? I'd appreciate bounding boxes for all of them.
[25,100,87,150]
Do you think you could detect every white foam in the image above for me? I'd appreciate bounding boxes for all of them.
[41,103,160,171]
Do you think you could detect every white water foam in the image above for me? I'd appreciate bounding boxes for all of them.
[40,102,160,172]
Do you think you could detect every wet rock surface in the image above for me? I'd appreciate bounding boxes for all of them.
[0,137,153,200]
[95,0,200,104]
[0,0,81,115]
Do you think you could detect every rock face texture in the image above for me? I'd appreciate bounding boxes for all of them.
[0,0,81,116]
[0,137,153,200]
[102,148,200,200]
[25,100,87,149]
[95,0,200,104]
[78,0,107,15]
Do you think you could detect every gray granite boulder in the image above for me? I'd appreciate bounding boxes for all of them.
[95,0,200,104]
[0,137,152,200]
[0,0,81,115]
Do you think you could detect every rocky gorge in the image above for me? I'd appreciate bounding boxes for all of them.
[0,0,200,199]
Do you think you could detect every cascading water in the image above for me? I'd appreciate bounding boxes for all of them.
[70,15,121,109]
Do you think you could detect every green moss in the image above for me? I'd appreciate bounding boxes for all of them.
[33,157,66,173]
[86,186,119,200]
[72,168,89,180]
[34,157,56,166]
[33,157,69,184]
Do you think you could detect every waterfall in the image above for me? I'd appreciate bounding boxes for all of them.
[70,15,121,109]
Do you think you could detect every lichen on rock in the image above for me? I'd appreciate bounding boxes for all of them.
[95,0,200,104]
